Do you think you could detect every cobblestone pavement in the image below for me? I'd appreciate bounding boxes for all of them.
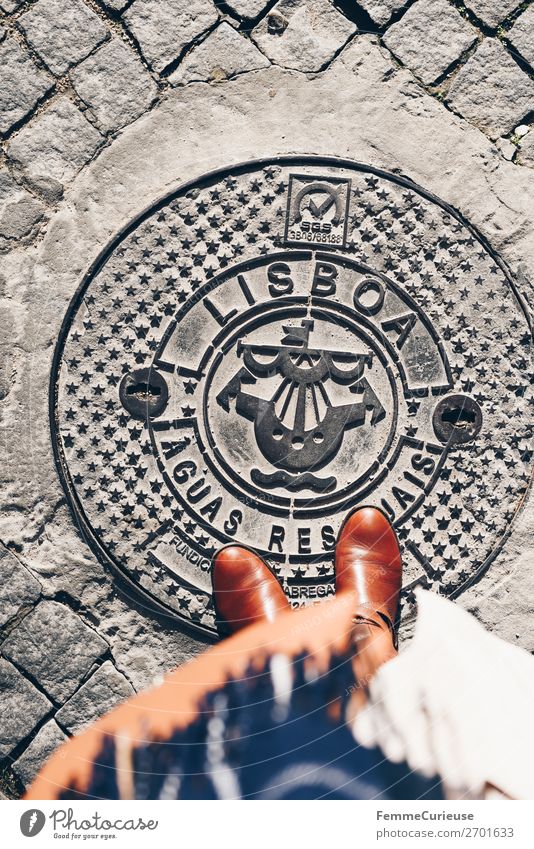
[0,0,533,796]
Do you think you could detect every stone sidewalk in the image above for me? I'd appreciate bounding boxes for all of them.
[0,0,533,798]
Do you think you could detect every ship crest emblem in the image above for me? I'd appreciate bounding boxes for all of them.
[217,319,385,493]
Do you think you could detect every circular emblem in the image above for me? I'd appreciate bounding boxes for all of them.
[52,158,532,635]
[20,810,46,837]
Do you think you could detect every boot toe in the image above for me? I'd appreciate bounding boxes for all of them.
[212,545,289,633]
[338,507,397,553]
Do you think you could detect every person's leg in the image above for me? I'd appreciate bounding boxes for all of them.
[26,593,360,800]
[26,509,404,799]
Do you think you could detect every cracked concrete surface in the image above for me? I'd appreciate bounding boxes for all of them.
[0,0,532,796]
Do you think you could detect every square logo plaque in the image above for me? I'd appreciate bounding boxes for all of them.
[284,174,351,248]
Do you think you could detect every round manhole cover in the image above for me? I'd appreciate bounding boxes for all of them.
[52,157,532,635]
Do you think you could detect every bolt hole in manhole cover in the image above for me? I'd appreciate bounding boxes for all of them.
[52,158,532,636]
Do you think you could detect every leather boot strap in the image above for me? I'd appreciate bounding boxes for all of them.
[352,603,398,649]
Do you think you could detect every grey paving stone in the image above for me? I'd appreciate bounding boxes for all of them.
[508,5,534,69]
[24,174,64,203]
[447,38,534,139]
[12,721,66,788]
[225,0,271,18]
[8,97,103,187]
[1,600,108,702]
[71,38,158,133]
[0,659,52,758]
[251,0,357,72]
[517,130,534,168]
[356,0,409,26]
[6,197,40,242]
[495,137,516,160]
[383,0,478,85]
[56,661,134,734]
[0,38,53,136]
[462,0,522,29]
[18,0,109,77]
[0,305,18,401]
[0,170,45,239]
[0,546,41,625]
[515,123,530,138]
[170,22,270,85]
[123,0,218,73]
[101,0,130,10]
[0,0,24,11]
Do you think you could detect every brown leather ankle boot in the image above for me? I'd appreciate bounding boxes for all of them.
[335,507,402,646]
[212,545,290,634]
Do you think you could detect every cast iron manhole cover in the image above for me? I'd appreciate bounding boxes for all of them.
[52,157,532,635]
